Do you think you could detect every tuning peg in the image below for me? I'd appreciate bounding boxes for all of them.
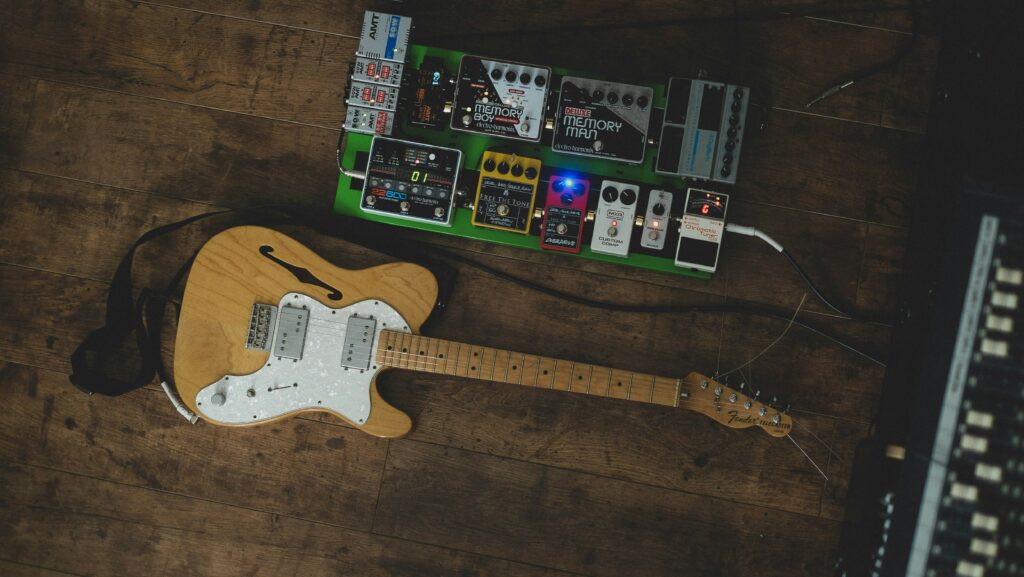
[783,403,792,414]
[769,395,778,407]
[738,381,746,392]
[754,389,761,401]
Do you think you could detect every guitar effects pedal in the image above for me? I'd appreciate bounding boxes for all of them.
[540,176,590,253]
[552,77,654,164]
[450,56,551,142]
[591,180,639,257]
[674,188,729,273]
[360,136,462,225]
[472,151,541,234]
[640,189,673,250]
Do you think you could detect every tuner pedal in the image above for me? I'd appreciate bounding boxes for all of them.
[674,188,729,273]
[591,180,639,257]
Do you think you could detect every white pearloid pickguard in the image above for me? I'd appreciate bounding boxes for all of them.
[194,293,410,426]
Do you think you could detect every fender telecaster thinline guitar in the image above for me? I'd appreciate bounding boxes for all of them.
[173,226,792,438]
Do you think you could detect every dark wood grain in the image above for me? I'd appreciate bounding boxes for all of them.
[0,360,389,530]
[374,440,840,577]
[0,74,37,169]
[0,0,355,128]
[0,560,81,577]
[0,459,579,577]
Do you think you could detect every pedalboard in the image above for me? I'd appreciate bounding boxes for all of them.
[675,189,729,273]
[540,176,590,253]
[640,190,673,251]
[552,77,654,164]
[472,152,541,233]
[360,136,462,225]
[656,78,749,184]
[591,180,640,257]
[336,10,761,280]
[451,56,551,142]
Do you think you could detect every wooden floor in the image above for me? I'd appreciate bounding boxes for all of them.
[0,1,939,576]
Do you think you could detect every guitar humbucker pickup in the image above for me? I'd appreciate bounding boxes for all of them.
[274,305,309,360]
[342,315,377,370]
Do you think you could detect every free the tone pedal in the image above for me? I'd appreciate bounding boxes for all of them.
[675,189,729,273]
[591,180,639,257]
[540,176,590,253]
[472,151,541,234]
[360,136,462,225]
[451,56,551,142]
[656,78,749,184]
[640,189,673,250]
[553,77,654,164]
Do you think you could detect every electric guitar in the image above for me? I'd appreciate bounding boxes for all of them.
[174,226,792,438]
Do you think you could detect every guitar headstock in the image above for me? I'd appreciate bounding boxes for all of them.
[678,372,793,438]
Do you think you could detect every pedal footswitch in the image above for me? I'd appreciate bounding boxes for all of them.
[675,189,729,272]
[591,180,639,257]
[472,151,541,233]
[360,136,461,225]
[540,176,590,253]
[640,190,673,250]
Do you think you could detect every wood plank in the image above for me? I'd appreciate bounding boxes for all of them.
[0,74,37,169]
[374,440,840,577]
[0,0,354,128]
[0,460,578,577]
[15,81,338,206]
[0,560,82,577]
[0,360,389,530]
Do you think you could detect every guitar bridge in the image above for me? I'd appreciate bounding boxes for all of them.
[245,303,278,351]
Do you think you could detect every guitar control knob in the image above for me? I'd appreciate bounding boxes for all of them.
[434,207,445,218]
[483,158,496,172]
[400,201,410,211]
[619,189,637,205]
[511,164,523,177]
[246,388,256,397]
[505,70,517,82]
[490,68,502,80]
[519,72,531,84]
[497,161,510,174]
[602,186,618,202]
[212,392,226,406]
[652,203,666,216]
[607,226,618,237]
[534,75,546,87]
[556,223,569,235]
[524,167,537,179]
[497,203,510,216]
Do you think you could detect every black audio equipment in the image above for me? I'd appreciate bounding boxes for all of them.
[359,136,462,225]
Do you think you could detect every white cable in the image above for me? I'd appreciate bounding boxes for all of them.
[725,222,784,252]
[161,381,199,424]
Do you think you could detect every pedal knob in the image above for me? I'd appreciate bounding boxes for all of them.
[619,189,637,205]
[560,192,574,205]
[511,164,523,177]
[524,167,538,180]
[400,201,410,211]
[490,68,502,80]
[556,223,569,235]
[497,161,510,174]
[497,203,510,216]
[652,203,666,216]
[212,392,226,406]
[552,178,565,192]
[483,158,496,172]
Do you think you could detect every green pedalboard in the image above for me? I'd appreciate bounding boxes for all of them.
[334,43,716,280]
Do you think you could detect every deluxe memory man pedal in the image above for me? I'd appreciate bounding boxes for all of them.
[675,189,729,273]
[472,151,541,234]
[553,77,654,164]
[540,176,590,253]
[360,136,462,225]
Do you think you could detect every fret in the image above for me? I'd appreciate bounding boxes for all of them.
[424,337,438,374]
[529,354,541,387]
[442,340,452,375]
[586,365,594,394]
[603,367,611,397]
[626,372,634,400]
[648,376,656,402]
[452,341,463,377]
[468,345,482,377]
[517,353,526,385]
[673,379,681,407]
[550,359,558,389]
[496,350,511,383]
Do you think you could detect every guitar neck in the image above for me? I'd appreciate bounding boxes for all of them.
[375,330,682,407]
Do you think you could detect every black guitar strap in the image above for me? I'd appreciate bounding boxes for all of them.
[68,204,458,397]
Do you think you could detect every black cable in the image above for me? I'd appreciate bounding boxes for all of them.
[779,249,891,326]
[431,247,887,368]
[805,0,920,107]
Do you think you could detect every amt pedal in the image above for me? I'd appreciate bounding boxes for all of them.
[540,176,590,253]
[591,180,639,257]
